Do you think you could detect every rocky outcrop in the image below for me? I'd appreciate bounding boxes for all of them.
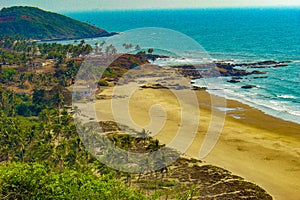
[173,63,265,79]
[170,160,273,200]
[192,85,207,90]
[241,85,256,89]
[140,53,169,61]
[233,60,288,68]
[171,60,287,80]
[253,76,268,79]
[251,70,267,74]
[227,79,240,83]
[140,83,189,90]
[140,83,168,89]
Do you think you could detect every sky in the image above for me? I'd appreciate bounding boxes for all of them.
[0,0,300,12]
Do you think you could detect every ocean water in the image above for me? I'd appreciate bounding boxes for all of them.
[64,8,300,124]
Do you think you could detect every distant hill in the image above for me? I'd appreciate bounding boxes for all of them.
[0,6,115,41]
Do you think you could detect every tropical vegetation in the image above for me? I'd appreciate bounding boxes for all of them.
[0,6,115,40]
[0,34,273,200]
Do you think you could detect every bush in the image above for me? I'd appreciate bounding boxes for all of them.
[0,162,146,200]
[1,68,17,82]
[16,103,32,117]
[98,79,109,86]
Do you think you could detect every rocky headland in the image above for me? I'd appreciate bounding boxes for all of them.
[172,60,288,80]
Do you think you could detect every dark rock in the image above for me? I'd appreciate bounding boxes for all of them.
[281,60,292,63]
[234,60,279,67]
[274,63,288,67]
[253,76,268,79]
[140,84,168,89]
[241,85,256,89]
[192,86,207,90]
[232,76,243,80]
[233,60,288,69]
[227,79,240,83]
[256,60,279,65]
[246,65,270,69]
[251,70,267,75]
[173,63,255,79]
[136,52,169,62]
[174,65,203,79]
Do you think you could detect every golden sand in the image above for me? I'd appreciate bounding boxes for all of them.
[94,86,300,200]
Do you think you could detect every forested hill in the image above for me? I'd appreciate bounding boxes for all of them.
[0,6,115,40]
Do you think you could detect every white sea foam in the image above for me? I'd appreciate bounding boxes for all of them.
[228,114,243,119]
[277,95,296,99]
[199,86,300,125]
[213,106,244,112]
[152,57,218,66]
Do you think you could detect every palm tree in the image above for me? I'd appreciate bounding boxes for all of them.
[71,105,81,117]
[79,39,85,47]
[94,42,99,54]
[100,41,106,46]
[31,42,38,56]
[0,87,6,111]
[111,46,117,55]
[7,90,16,116]
[82,44,93,55]
[52,120,63,140]
[135,45,141,51]
[54,139,68,169]
[122,134,133,151]
[123,43,133,50]
[105,46,111,56]
[39,109,52,126]
[148,48,154,54]
[52,88,65,112]
[137,129,149,146]
[146,139,161,152]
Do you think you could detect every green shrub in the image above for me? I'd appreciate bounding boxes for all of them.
[0,162,146,200]
[1,68,17,81]
[98,79,109,86]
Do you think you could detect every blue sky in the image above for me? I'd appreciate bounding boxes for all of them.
[1,0,300,11]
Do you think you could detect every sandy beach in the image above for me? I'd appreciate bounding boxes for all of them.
[89,83,300,200]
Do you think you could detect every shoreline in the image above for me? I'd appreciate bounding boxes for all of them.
[92,85,300,200]
[190,90,300,200]
[197,90,300,137]
[205,89,300,126]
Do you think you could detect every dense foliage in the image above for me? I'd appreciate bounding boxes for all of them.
[0,6,113,40]
[0,89,149,199]
[0,35,273,199]
[0,35,148,199]
[0,162,145,199]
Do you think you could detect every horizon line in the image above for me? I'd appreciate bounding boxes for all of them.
[62,6,300,13]
[1,5,300,13]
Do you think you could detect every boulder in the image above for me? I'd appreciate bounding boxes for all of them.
[227,79,240,83]
[241,85,256,89]
[253,76,268,79]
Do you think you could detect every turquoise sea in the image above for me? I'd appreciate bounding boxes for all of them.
[64,8,300,124]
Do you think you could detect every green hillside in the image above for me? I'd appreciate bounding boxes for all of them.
[0,6,115,40]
